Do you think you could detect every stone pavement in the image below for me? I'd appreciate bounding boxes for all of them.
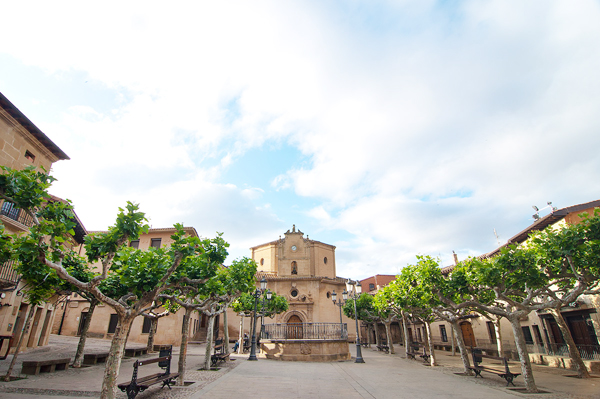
[0,336,598,398]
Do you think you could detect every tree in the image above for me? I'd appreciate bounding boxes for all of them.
[526,210,600,378]
[0,167,222,399]
[230,289,288,352]
[376,266,439,366]
[343,292,377,346]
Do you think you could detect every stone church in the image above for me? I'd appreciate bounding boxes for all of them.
[224,225,355,340]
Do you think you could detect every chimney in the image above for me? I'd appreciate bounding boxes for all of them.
[453,251,459,265]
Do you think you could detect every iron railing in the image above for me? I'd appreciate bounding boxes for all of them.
[262,323,348,340]
[0,259,19,288]
[528,343,600,361]
[0,201,34,227]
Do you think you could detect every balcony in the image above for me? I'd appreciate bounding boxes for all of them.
[0,201,34,228]
[0,259,19,290]
[262,322,348,340]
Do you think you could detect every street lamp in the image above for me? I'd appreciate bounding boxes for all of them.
[248,276,268,361]
[331,289,348,324]
[346,279,365,363]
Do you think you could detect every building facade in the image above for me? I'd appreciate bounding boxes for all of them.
[0,91,71,356]
[223,226,357,342]
[429,200,600,371]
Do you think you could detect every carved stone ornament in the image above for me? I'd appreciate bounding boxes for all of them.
[300,343,312,355]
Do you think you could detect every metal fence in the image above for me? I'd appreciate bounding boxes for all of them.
[0,259,19,287]
[1,201,34,227]
[527,343,600,361]
[262,323,348,340]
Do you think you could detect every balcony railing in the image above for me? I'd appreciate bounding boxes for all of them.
[262,323,348,340]
[0,259,19,289]
[0,201,34,227]
[528,343,600,361]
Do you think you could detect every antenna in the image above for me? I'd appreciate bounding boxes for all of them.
[532,201,557,221]
[493,228,501,246]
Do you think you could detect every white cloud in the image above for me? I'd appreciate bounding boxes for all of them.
[3,1,600,278]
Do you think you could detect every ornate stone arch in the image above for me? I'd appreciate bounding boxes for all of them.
[282,310,308,324]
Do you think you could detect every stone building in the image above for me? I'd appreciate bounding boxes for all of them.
[223,226,357,342]
[0,91,73,356]
[429,199,600,371]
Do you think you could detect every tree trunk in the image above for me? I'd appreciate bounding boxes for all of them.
[100,315,134,399]
[367,323,373,348]
[223,309,230,355]
[450,320,472,375]
[384,321,395,354]
[4,304,36,381]
[374,322,381,347]
[451,324,456,355]
[146,317,158,353]
[402,312,410,356]
[494,317,504,356]
[424,321,437,366]
[548,307,591,378]
[508,315,538,393]
[238,315,244,354]
[73,299,97,368]
[203,315,215,370]
[177,307,192,385]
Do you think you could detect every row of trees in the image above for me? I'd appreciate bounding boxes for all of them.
[346,209,600,393]
[0,166,258,398]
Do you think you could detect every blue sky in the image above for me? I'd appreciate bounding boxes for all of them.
[1,1,600,279]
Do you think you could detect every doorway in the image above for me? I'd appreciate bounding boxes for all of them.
[286,315,303,339]
[460,321,476,348]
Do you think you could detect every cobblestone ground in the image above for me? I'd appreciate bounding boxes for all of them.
[1,337,599,398]
[0,335,240,398]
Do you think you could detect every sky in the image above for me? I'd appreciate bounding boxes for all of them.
[1,1,599,279]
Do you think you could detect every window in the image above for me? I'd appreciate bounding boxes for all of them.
[440,325,448,342]
[290,289,298,298]
[369,283,375,291]
[260,258,264,266]
[24,150,35,162]
[142,317,152,334]
[522,326,534,345]
[291,261,297,275]
[324,257,328,264]
[107,314,118,334]
[130,240,139,249]
[150,238,161,248]
[487,321,497,344]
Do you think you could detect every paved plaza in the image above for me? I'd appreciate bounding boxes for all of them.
[0,336,598,398]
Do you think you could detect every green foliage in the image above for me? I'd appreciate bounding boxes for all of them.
[343,293,376,322]
[231,290,288,318]
[84,202,149,262]
[0,166,54,209]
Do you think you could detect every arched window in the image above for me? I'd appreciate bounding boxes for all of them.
[291,261,298,275]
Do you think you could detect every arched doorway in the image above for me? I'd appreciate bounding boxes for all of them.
[460,321,476,348]
[287,315,303,339]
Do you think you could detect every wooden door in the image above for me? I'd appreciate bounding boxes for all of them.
[460,321,476,348]
[287,315,303,339]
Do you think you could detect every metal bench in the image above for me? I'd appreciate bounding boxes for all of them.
[406,343,430,362]
[211,344,230,367]
[468,348,520,386]
[118,346,178,399]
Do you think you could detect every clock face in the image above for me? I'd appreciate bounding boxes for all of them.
[291,245,297,251]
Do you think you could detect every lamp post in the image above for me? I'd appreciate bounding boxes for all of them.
[346,279,365,363]
[248,276,268,361]
[331,289,348,324]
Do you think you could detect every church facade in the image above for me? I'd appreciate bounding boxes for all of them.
[224,225,357,341]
